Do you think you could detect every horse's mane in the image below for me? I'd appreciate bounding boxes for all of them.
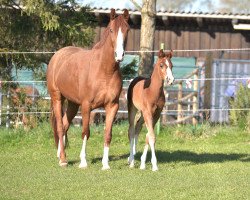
[93,26,110,49]
[93,15,129,50]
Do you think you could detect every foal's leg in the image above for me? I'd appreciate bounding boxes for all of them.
[102,103,119,170]
[128,105,137,167]
[52,94,67,166]
[142,111,158,171]
[79,104,91,169]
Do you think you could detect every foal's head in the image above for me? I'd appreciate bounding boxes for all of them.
[108,9,130,62]
[157,49,175,85]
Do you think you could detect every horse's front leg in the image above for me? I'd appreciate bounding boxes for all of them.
[79,104,90,169]
[102,103,119,170]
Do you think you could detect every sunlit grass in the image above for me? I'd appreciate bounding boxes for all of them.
[0,122,249,200]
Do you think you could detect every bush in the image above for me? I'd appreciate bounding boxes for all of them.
[229,83,250,130]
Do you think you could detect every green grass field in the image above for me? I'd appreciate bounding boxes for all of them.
[0,122,249,200]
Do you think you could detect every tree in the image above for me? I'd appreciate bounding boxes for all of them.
[130,0,156,77]
[0,0,96,81]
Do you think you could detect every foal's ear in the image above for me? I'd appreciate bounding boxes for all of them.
[110,8,116,20]
[166,50,173,58]
[123,9,129,21]
[158,49,165,58]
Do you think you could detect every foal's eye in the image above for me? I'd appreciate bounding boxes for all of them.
[110,28,113,33]
[160,63,164,68]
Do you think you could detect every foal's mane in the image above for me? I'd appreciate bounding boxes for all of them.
[93,15,129,50]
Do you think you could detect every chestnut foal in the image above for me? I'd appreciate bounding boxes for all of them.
[127,49,174,171]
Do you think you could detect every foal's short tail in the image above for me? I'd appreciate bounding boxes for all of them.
[50,101,59,148]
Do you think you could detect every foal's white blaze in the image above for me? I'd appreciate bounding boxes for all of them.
[115,28,124,62]
[102,146,110,170]
[165,59,174,85]
[79,136,88,168]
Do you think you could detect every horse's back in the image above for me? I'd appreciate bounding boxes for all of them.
[48,46,88,70]
[47,46,91,103]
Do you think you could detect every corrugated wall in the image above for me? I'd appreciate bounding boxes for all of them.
[210,59,250,123]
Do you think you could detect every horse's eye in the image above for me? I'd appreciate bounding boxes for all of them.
[160,63,164,68]
[110,28,113,33]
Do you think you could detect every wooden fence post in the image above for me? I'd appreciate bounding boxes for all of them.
[6,88,10,128]
[192,72,198,125]
[177,82,183,125]
[0,81,2,126]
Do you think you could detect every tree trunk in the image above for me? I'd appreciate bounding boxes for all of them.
[138,0,156,77]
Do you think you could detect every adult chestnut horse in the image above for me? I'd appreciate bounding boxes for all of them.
[127,49,174,171]
[46,9,130,169]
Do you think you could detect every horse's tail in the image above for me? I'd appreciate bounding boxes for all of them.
[50,100,59,148]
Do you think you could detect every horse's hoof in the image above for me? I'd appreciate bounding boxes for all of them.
[152,166,158,171]
[79,162,88,169]
[102,165,110,170]
[59,160,68,167]
[129,161,135,168]
[140,164,146,170]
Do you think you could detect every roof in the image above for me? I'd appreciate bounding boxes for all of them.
[90,7,250,21]
[79,0,250,20]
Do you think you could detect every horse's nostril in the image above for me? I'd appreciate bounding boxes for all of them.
[122,52,125,57]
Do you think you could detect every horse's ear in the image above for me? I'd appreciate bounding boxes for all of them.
[110,8,116,20]
[158,49,165,58]
[166,50,173,58]
[123,9,129,21]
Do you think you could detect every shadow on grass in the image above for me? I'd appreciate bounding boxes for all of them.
[91,151,249,165]
[155,150,250,164]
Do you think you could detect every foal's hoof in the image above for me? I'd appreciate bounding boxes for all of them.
[152,166,158,172]
[102,165,110,170]
[140,164,146,170]
[59,160,68,167]
[79,162,88,169]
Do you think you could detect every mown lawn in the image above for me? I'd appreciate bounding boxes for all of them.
[0,122,249,200]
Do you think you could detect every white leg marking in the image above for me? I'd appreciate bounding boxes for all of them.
[134,135,138,155]
[79,136,88,168]
[57,140,61,158]
[57,135,65,158]
[149,138,158,171]
[140,144,148,170]
[128,138,135,168]
[102,146,110,170]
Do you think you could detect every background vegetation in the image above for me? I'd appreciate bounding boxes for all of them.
[0,0,96,81]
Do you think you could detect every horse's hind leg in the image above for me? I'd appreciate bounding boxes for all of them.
[128,105,137,168]
[52,93,67,167]
[79,103,91,169]
[62,100,79,145]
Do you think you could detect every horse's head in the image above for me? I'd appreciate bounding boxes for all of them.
[109,9,130,62]
[157,49,175,85]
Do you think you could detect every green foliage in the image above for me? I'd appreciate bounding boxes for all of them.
[229,84,250,130]
[120,58,138,80]
[0,0,97,80]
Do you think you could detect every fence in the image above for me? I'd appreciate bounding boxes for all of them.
[1,48,250,128]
